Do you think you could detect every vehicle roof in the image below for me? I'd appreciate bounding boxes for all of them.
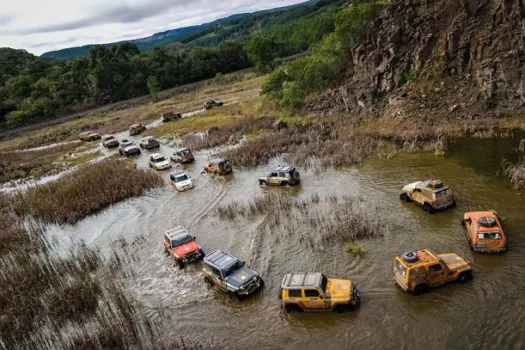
[281,273,323,289]
[396,249,440,268]
[177,148,190,152]
[130,123,143,128]
[466,211,496,219]
[203,250,238,270]
[210,158,228,164]
[173,171,188,177]
[150,153,164,158]
[164,225,191,240]
[142,136,155,140]
[273,166,295,173]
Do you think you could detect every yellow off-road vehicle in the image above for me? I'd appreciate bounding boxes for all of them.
[393,249,473,296]
[278,272,360,313]
[400,179,456,213]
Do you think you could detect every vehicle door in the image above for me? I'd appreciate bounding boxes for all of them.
[278,172,287,185]
[268,172,280,185]
[426,263,446,286]
[211,267,227,291]
[302,289,329,310]
[411,187,425,204]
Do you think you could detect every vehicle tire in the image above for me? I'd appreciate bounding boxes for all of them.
[468,240,474,251]
[334,304,350,313]
[284,304,303,313]
[164,246,169,256]
[458,271,473,284]
[450,200,457,208]
[280,181,287,186]
[411,284,427,296]
[399,193,412,202]
[177,260,185,269]
[259,180,267,186]
[204,277,214,289]
[278,287,283,300]
[423,203,435,214]
[199,249,206,259]
[461,219,466,227]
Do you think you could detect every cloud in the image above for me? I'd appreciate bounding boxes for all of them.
[0,13,15,25]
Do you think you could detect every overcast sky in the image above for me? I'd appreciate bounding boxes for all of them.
[0,0,306,56]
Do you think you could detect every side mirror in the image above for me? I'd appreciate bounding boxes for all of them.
[318,295,324,300]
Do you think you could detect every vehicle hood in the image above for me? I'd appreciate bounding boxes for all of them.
[173,240,200,257]
[225,266,257,288]
[176,179,192,187]
[327,278,352,299]
[154,160,170,167]
[438,253,470,271]
[124,144,138,150]
[402,181,422,192]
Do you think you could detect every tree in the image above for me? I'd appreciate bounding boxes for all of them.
[146,76,160,97]
[245,36,278,70]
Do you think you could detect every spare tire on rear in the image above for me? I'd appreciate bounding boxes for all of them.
[479,216,497,227]
[402,251,418,263]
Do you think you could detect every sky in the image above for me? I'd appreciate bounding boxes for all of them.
[0,0,307,56]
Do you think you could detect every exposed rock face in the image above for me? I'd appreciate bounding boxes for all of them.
[309,0,525,118]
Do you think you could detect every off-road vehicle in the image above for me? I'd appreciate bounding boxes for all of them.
[161,111,182,122]
[462,211,507,253]
[203,159,232,175]
[139,136,160,149]
[129,123,146,136]
[259,166,300,186]
[393,249,473,296]
[278,272,360,313]
[118,139,141,157]
[204,99,223,110]
[163,226,204,268]
[202,250,263,298]
[149,153,171,170]
[79,131,101,142]
[171,148,195,164]
[170,171,194,192]
[101,134,119,148]
[400,179,456,213]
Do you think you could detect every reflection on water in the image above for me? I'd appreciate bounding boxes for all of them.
[46,135,525,349]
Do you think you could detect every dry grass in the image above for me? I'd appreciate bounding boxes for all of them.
[502,158,525,189]
[12,159,163,225]
[216,193,384,249]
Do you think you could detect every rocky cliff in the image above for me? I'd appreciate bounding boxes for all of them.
[310,0,525,119]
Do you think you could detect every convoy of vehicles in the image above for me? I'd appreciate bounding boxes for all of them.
[278,273,360,313]
[393,249,473,295]
[202,250,263,298]
[462,211,507,253]
[149,153,172,170]
[139,136,160,149]
[203,158,232,175]
[400,179,456,213]
[163,226,205,268]
[101,135,119,148]
[259,166,300,186]
[79,131,101,141]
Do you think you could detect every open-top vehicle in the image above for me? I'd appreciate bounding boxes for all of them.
[171,148,194,164]
[101,134,119,148]
[400,179,456,213]
[79,131,101,142]
[170,171,194,192]
[118,139,141,157]
[462,211,507,253]
[259,166,300,186]
[139,136,160,149]
[393,249,473,295]
[278,272,360,313]
[149,153,171,170]
[161,111,182,122]
[163,226,204,268]
[203,158,232,175]
[202,250,263,298]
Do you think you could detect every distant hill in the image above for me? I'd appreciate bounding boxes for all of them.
[41,0,327,60]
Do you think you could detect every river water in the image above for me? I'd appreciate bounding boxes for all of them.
[45,132,525,349]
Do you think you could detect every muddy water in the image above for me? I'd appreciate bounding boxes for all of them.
[45,134,525,349]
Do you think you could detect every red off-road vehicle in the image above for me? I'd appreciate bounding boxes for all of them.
[163,226,205,269]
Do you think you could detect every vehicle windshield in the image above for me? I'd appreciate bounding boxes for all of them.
[478,231,502,240]
[180,149,189,156]
[175,174,189,182]
[104,136,114,140]
[435,188,451,198]
[224,260,243,276]
[154,156,166,162]
[394,259,407,278]
[171,234,193,247]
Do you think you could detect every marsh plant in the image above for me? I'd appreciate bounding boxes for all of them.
[502,158,525,189]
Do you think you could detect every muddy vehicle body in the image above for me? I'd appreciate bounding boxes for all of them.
[101,135,119,148]
[139,136,160,149]
[400,180,456,213]
[171,148,194,164]
[161,112,182,122]
[259,166,300,186]
[170,171,194,192]
[462,211,507,253]
[202,250,263,298]
[129,123,146,136]
[79,131,101,142]
[163,226,204,268]
[278,273,360,313]
[204,99,223,110]
[149,153,171,171]
[203,159,232,175]
[118,139,141,157]
[393,249,472,295]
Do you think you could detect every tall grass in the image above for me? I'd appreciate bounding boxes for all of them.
[502,158,525,189]
[12,159,163,225]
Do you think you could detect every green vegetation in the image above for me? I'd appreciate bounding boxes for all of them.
[345,241,365,257]
[262,1,384,108]
[12,159,163,224]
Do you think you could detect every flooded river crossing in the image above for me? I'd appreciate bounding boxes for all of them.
[45,131,525,349]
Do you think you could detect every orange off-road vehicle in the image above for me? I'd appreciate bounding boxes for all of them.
[163,226,205,269]
[462,211,507,253]
[393,249,472,295]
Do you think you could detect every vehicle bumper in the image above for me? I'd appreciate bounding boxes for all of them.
[472,245,506,253]
[238,278,263,296]
[182,250,204,263]
[394,274,408,291]
[351,286,361,305]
